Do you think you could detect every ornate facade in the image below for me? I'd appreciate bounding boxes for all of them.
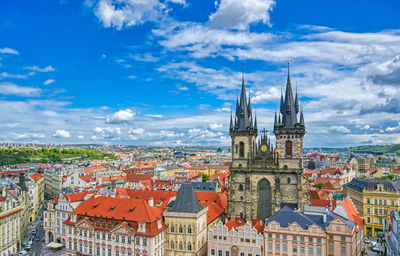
[228,64,308,221]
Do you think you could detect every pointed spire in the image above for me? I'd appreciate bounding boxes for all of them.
[280,59,298,128]
[278,113,281,124]
[254,111,257,129]
[295,82,299,114]
[280,84,284,114]
[300,104,305,126]
[274,106,277,126]
[230,110,233,130]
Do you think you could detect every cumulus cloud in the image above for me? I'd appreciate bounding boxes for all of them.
[53,129,71,138]
[0,82,41,97]
[329,125,351,133]
[43,79,55,85]
[210,0,275,29]
[209,123,223,130]
[129,128,144,135]
[0,72,28,79]
[94,127,121,139]
[24,65,55,72]
[106,109,135,124]
[0,47,19,55]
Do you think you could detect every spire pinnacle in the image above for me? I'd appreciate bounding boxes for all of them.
[254,111,257,129]
[295,82,299,114]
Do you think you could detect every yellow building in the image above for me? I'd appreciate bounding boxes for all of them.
[30,172,44,205]
[0,188,23,255]
[165,183,208,256]
[344,178,400,237]
[186,165,230,176]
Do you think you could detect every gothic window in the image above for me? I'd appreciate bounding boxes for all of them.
[179,242,183,250]
[285,140,292,156]
[239,142,244,157]
[179,225,183,233]
[188,243,192,251]
[239,184,243,191]
[188,225,192,234]
[287,177,291,184]
[235,145,238,154]
[171,241,174,249]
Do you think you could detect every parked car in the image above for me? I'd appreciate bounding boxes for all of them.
[25,244,31,250]
[364,237,370,244]
[372,243,380,252]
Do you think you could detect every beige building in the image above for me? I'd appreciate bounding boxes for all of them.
[165,183,208,256]
[44,198,57,244]
[0,188,22,256]
[264,206,363,256]
[208,219,264,256]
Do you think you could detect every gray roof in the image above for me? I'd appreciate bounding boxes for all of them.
[344,178,400,193]
[170,182,203,213]
[267,205,355,231]
[190,181,219,191]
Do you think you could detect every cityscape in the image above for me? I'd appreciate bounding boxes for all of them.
[1,1,400,256]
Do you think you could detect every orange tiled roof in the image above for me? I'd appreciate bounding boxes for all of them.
[125,174,154,182]
[204,202,224,224]
[65,192,93,202]
[30,172,43,181]
[79,174,96,183]
[84,165,108,172]
[340,196,363,230]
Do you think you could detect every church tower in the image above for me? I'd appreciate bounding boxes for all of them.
[229,67,257,169]
[228,63,307,222]
[274,62,305,170]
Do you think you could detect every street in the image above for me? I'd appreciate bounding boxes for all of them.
[365,238,385,256]
[20,205,45,255]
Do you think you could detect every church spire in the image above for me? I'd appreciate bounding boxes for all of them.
[295,82,299,114]
[254,111,257,129]
[230,110,233,130]
[233,64,253,131]
[279,59,298,128]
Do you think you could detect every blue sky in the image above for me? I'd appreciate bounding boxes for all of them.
[1,0,400,147]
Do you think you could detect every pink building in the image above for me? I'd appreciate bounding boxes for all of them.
[64,196,166,256]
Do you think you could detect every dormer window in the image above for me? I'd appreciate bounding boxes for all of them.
[138,222,146,233]
[156,219,162,229]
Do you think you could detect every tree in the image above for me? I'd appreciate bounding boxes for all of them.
[314,182,324,190]
[202,173,209,182]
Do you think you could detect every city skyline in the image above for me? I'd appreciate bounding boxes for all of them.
[1,0,400,147]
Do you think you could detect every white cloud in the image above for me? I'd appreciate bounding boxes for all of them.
[89,0,165,30]
[386,122,400,132]
[94,127,121,139]
[361,124,370,130]
[129,128,144,135]
[24,65,55,72]
[252,87,280,103]
[0,72,28,79]
[53,129,71,138]
[0,82,41,97]
[210,0,275,29]
[329,125,351,133]
[0,47,19,55]
[216,107,231,112]
[209,123,223,130]
[106,109,135,124]
[78,135,85,139]
[43,79,55,85]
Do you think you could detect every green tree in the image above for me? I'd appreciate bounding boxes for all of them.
[202,173,210,182]
[314,182,324,190]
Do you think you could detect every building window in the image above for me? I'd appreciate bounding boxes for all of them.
[285,140,292,156]
[287,177,291,184]
[276,234,280,239]
[341,236,346,242]
[116,235,119,242]
[300,246,305,254]
[317,238,321,243]
[308,247,313,255]
[268,234,272,238]
[268,242,272,250]
[276,244,280,251]
[226,251,230,256]
[188,243,192,251]
[367,217,370,223]
[188,225,192,233]
[309,237,313,242]
[283,234,287,240]
[293,245,297,253]
[293,235,297,241]
[171,241,174,249]
[211,249,215,256]
[300,236,304,242]
[329,245,334,253]
[97,247,100,256]
[239,142,244,158]
[179,242,183,250]
[108,249,112,256]
[179,225,183,233]
[341,247,346,254]
[218,250,223,256]
[136,238,140,245]
[170,225,174,232]
[392,200,395,206]
[317,248,322,256]
[336,226,341,231]
[143,238,147,246]
[283,244,287,252]
[367,208,370,214]
[367,199,370,204]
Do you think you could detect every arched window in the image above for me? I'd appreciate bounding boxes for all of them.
[287,177,291,184]
[179,242,183,250]
[171,241,174,249]
[285,140,292,156]
[179,225,183,233]
[239,184,243,191]
[188,242,192,251]
[170,225,174,232]
[367,199,370,204]
[188,225,192,234]
[239,142,244,157]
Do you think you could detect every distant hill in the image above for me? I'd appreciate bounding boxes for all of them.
[350,144,400,155]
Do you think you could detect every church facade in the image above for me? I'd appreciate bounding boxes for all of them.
[228,65,309,221]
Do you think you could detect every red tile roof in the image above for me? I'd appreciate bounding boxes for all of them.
[125,174,154,182]
[30,172,43,181]
[79,174,96,183]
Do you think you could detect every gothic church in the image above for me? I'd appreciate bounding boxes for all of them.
[228,64,308,221]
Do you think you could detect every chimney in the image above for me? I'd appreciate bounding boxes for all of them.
[2,189,6,197]
[148,197,154,207]
[323,206,328,223]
